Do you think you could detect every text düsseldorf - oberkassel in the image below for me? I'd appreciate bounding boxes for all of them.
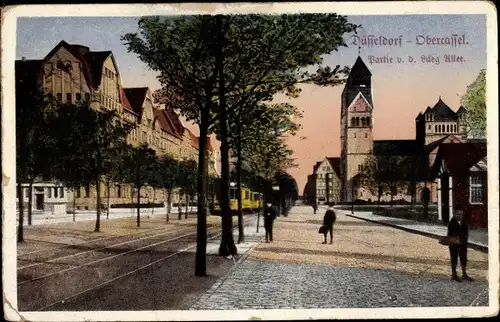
[351,34,468,48]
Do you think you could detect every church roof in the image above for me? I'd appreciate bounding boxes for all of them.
[456,105,468,114]
[424,97,458,121]
[373,139,419,156]
[348,56,372,79]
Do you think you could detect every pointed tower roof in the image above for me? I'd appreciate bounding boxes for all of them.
[423,106,432,114]
[432,97,457,119]
[348,56,372,79]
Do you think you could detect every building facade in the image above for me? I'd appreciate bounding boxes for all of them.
[338,56,470,203]
[431,142,487,228]
[16,40,218,214]
[314,157,341,205]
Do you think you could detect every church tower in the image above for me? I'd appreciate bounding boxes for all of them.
[340,56,374,202]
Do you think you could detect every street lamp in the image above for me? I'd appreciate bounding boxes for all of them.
[272,185,281,216]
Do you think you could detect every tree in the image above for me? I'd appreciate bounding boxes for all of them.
[158,154,180,223]
[120,144,157,227]
[178,159,198,219]
[52,100,132,232]
[123,13,357,271]
[15,61,61,242]
[461,69,486,139]
[123,15,220,276]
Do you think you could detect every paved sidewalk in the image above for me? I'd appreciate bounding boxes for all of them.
[190,206,490,310]
[341,210,488,252]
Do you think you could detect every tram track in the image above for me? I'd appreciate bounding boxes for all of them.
[37,229,224,312]
[18,225,191,270]
[18,213,257,311]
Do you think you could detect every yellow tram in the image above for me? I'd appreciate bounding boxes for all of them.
[213,183,263,214]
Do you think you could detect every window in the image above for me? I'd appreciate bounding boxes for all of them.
[47,188,52,198]
[366,117,370,126]
[60,188,64,198]
[76,93,82,101]
[428,125,431,130]
[446,124,450,132]
[56,93,62,102]
[66,93,72,103]
[85,185,90,198]
[54,187,58,198]
[364,133,368,138]
[351,118,355,126]
[469,174,485,204]
[76,188,81,198]
[85,93,90,101]
[117,185,122,198]
[358,164,362,171]
[354,133,356,138]
[434,125,438,132]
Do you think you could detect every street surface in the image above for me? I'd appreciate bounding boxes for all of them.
[17,206,489,311]
[191,206,489,309]
[17,213,255,311]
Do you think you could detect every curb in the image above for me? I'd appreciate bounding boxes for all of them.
[189,220,264,310]
[345,213,488,253]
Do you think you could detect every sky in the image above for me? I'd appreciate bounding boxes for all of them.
[16,14,487,194]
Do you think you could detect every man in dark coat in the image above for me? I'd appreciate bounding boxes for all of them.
[312,202,318,214]
[447,208,473,282]
[322,202,337,244]
[263,202,277,243]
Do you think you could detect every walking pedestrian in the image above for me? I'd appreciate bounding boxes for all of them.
[322,202,336,244]
[312,202,318,214]
[263,202,277,243]
[447,208,473,282]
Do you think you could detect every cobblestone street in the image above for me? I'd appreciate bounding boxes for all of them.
[191,206,490,309]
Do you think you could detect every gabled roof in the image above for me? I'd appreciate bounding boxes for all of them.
[123,87,149,116]
[164,110,185,136]
[83,50,113,87]
[456,105,468,114]
[153,108,176,136]
[312,161,322,174]
[120,88,137,116]
[185,128,199,149]
[348,56,372,79]
[347,91,373,112]
[326,157,341,178]
[373,139,419,156]
[429,97,458,120]
[423,135,450,154]
[42,40,120,91]
[431,142,487,177]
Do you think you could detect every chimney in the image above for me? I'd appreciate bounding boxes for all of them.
[22,57,26,61]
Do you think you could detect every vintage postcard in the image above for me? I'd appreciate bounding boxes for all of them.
[2,2,498,321]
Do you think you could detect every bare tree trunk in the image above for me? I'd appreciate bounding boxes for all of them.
[17,183,25,243]
[73,186,77,222]
[95,176,102,232]
[106,181,111,220]
[195,118,209,276]
[152,187,156,217]
[27,180,34,226]
[136,185,141,227]
[236,120,244,244]
[216,15,237,257]
[185,193,189,219]
[166,188,172,223]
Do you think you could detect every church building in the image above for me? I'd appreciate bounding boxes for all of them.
[339,56,470,203]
